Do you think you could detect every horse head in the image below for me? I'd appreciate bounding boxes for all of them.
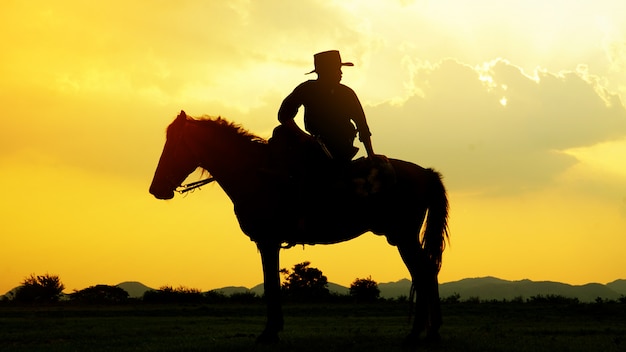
[149,111,199,199]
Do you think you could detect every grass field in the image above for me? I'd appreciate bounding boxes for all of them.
[1,301,624,351]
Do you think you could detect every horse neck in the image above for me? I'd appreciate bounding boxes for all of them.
[185,122,267,202]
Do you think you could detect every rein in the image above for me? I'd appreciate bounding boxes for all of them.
[172,118,217,195]
[176,177,215,194]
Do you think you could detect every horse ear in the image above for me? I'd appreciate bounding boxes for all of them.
[177,110,187,120]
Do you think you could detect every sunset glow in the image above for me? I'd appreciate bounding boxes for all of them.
[1,0,625,295]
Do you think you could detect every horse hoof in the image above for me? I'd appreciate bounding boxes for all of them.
[425,331,441,344]
[402,332,420,349]
[256,331,280,344]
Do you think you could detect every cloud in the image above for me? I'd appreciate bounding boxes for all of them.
[2,1,625,195]
[369,58,626,194]
[0,1,382,108]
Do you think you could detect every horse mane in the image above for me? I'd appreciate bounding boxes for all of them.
[184,114,268,145]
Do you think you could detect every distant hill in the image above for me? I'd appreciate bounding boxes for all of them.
[220,277,626,302]
[357,277,625,302]
[248,282,350,297]
[1,287,18,301]
[438,277,623,302]
[116,281,154,298]
[328,282,349,295]
[607,279,626,295]
[379,278,412,298]
[250,283,264,296]
[212,286,251,296]
[3,277,624,302]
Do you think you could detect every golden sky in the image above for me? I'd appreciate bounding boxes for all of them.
[2,0,626,294]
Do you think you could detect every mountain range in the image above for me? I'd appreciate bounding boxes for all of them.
[4,277,625,303]
[118,277,626,303]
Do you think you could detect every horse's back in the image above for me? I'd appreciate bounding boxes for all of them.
[388,158,437,191]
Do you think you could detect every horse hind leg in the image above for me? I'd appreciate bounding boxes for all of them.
[396,239,426,338]
[396,236,441,345]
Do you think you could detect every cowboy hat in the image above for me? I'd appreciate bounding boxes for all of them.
[307,50,354,74]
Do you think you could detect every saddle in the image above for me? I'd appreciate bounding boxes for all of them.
[266,125,396,200]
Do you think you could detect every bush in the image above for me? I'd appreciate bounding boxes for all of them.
[441,292,461,304]
[204,290,228,303]
[464,296,481,304]
[14,273,65,304]
[143,286,204,304]
[280,262,330,301]
[70,285,129,304]
[229,291,260,303]
[527,294,579,305]
[349,276,380,302]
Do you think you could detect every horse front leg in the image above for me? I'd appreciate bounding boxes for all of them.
[256,242,283,343]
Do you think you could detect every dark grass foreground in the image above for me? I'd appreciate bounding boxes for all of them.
[1,301,624,352]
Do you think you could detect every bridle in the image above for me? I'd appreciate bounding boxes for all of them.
[161,117,216,195]
[177,177,215,194]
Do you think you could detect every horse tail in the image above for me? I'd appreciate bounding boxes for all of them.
[421,168,449,272]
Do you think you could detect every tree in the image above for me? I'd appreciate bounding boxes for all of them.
[349,276,380,302]
[70,285,129,304]
[14,273,65,303]
[280,261,329,300]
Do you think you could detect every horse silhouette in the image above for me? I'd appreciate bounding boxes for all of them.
[149,111,449,345]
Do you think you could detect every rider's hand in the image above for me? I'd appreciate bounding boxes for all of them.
[368,154,389,163]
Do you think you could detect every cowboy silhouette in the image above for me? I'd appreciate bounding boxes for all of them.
[278,50,378,163]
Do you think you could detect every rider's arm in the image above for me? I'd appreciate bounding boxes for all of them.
[278,95,298,125]
[347,88,376,158]
[361,133,375,158]
[278,84,310,140]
